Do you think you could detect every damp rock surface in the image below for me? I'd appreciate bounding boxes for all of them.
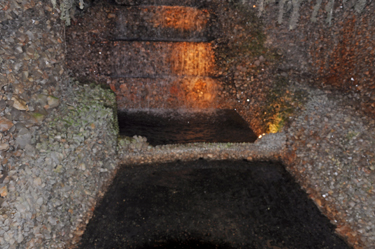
[66,1,221,109]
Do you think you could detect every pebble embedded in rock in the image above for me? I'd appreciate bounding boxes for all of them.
[29,112,45,124]
[11,96,28,111]
[24,144,37,157]
[79,163,86,171]
[15,128,32,149]
[0,143,9,151]
[36,197,43,206]
[33,177,42,186]
[34,94,48,106]
[0,116,14,132]
[0,185,7,197]
[46,96,60,109]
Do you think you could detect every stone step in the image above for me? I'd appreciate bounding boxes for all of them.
[118,109,258,145]
[118,132,286,164]
[115,0,201,7]
[111,41,215,78]
[114,6,212,42]
[110,76,220,109]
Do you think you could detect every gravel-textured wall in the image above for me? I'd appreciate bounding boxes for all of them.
[1,83,118,249]
[282,86,375,248]
[1,1,375,249]
[0,0,66,95]
[0,1,119,248]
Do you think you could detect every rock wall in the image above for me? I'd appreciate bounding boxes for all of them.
[0,1,119,248]
[0,0,67,153]
[282,87,375,248]
[244,0,375,247]
[246,0,375,118]
[2,83,118,249]
[1,0,375,248]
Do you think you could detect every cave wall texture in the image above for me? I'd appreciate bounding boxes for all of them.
[0,1,118,248]
[1,0,375,248]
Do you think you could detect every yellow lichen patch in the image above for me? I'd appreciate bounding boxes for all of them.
[268,115,283,133]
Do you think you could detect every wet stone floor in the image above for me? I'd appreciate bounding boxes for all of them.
[78,160,351,249]
[117,109,258,145]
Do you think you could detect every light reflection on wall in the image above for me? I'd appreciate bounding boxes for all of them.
[149,6,209,32]
[112,7,217,109]
[169,42,216,108]
[112,42,214,77]
[169,42,214,76]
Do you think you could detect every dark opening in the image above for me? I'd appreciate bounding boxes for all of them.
[117,109,258,145]
[135,238,236,249]
[78,160,351,249]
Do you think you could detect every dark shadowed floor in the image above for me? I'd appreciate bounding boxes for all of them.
[118,109,258,146]
[78,160,351,249]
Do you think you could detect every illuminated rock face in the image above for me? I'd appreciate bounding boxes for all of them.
[114,6,211,42]
[112,42,214,77]
[111,5,219,109]
[111,77,218,109]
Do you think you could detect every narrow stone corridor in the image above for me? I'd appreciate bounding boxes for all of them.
[2,0,375,248]
[74,1,351,249]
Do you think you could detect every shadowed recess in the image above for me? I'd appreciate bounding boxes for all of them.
[117,109,258,145]
[77,160,352,249]
[135,238,236,249]
[114,0,202,7]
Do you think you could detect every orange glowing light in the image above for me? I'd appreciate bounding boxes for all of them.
[169,42,216,108]
[169,42,214,76]
[150,6,209,32]
[112,40,217,109]
[181,77,218,108]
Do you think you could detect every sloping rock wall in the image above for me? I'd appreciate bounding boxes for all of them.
[0,1,120,248]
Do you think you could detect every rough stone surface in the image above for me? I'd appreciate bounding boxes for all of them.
[1,1,375,249]
[65,1,375,248]
[14,128,32,149]
[0,82,118,249]
[0,116,13,132]
[118,132,285,165]
[282,87,375,248]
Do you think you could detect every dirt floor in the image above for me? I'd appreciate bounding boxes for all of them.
[77,160,351,249]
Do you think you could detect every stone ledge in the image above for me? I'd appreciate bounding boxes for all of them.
[118,132,286,165]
